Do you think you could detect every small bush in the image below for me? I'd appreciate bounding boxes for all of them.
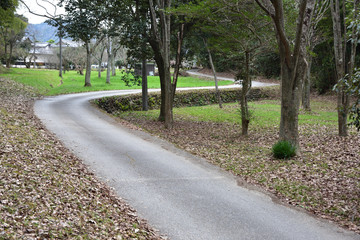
[272,140,296,159]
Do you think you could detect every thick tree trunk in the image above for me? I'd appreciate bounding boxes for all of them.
[279,61,304,148]
[142,58,148,111]
[149,0,173,128]
[158,63,173,127]
[330,0,348,136]
[85,42,92,87]
[256,0,315,151]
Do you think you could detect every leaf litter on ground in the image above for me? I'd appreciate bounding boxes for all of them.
[0,78,164,239]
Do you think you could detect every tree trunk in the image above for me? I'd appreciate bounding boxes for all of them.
[204,38,222,109]
[302,56,312,111]
[85,42,92,87]
[149,0,173,128]
[255,0,315,150]
[98,58,102,78]
[4,41,10,68]
[33,41,36,69]
[106,37,111,84]
[59,36,63,78]
[170,23,185,109]
[111,51,116,76]
[142,58,148,111]
[240,51,252,135]
[279,60,305,148]
[330,0,348,136]
[6,42,13,68]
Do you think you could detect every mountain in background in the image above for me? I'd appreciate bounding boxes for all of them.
[26,22,58,42]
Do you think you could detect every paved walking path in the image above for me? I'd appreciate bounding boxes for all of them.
[34,89,359,240]
[186,69,278,88]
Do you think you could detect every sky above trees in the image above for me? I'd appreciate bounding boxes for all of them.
[17,0,64,24]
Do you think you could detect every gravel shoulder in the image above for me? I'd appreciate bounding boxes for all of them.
[0,78,163,239]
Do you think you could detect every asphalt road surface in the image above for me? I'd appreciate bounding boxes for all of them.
[35,89,359,240]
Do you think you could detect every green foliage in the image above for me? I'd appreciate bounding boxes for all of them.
[55,0,108,42]
[334,68,360,131]
[312,41,337,94]
[272,141,296,159]
[254,51,281,78]
[0,0,18,27]
[120,69,141,87]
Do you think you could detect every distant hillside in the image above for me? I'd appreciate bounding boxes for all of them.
[26,22,58,42]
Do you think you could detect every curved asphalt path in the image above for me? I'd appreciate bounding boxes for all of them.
[34,87,359,240]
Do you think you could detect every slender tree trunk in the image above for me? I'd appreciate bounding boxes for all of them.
[142,58,148,111]
[348,0,359,76]
[170,23,185,109]
[106,61,111,84]
[98,58,102,78]
[59,36,63,78]
[32,40,36,69]
[240,51,252,135]
[302,56,312,111]
[85,42,92,87]
[111,51,116,76]
[106,37,111,84]
[204,38,222,108]
[6,43,13,68]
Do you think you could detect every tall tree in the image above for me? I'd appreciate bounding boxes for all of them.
[330,0,359,136]
[0,14,27,68]
[255,0,316,150]
[180,0,272,135]
[0,0,18,27]
[93,39,106,78]
[19,0,65,77]
[302,0,330,111]
[51,0,108,86]
[148,0,173,127]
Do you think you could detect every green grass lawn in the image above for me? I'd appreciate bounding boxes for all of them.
[118,99,338,129]
[0,68,233,96]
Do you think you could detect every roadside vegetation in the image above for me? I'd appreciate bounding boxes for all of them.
[109,93,360,233]
[0,68,233,96]
[0,77,163,239]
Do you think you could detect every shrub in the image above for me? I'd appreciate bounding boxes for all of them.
[93,88,275,114]
[272,140,296,159]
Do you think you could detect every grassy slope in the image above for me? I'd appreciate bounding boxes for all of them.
[0,68,233,96]
[119,99,338,128]
[115,98,360,233]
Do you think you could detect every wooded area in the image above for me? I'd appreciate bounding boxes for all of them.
[1,0,359,153]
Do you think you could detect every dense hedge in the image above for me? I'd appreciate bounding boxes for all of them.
[94,87,278,114]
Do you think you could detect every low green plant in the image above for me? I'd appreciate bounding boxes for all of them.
[272,140,296,159]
